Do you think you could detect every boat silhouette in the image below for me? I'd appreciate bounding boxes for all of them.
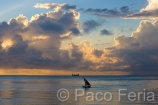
[72,74,79,76]
[82,77,91,88]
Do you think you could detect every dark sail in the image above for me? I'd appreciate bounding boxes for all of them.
[83,77,91,87]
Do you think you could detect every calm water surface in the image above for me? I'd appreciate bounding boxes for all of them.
[0,76,158,105]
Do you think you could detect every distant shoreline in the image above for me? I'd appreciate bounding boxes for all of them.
[0,75,157,76]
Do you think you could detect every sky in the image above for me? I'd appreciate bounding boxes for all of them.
[0,0,158,75]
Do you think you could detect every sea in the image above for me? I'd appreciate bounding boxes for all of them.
[0,76,158,105]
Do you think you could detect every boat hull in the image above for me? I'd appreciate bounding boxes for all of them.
[82,85,91,88]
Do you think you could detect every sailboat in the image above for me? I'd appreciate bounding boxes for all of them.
[82,77,91,88]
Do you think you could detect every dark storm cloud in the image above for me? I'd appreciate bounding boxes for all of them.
[99,29,112,35]
[113,48,158,75]
[0,34,82,70]
[0,34,50,69]
[0,19,27,40]
[70,28,80,35]
[92,49,103,58]
[29,11,80,36]
[83,20,103,33]
[58,13,75,25]
[38,20,65,35]
[8,35,28,55]
[0,10,83,70]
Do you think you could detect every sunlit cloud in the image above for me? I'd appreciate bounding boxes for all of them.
[0,1,158,75]
[34,3,76,11]
[1,39,13,49]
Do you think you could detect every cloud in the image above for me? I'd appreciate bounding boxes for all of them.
[70,28,80,35]
[124,0,158,19]
[29,12,81,36]
[34,3,76,11]
[79,0,158,19]
[1,2,158,75]
[0,9,83,70]
[34,3,134,18]
[83,20,103,33]
[80,6,134,18]
[99,29,112,35]
[125,10,158,19]
[8,35,28,55]
[0,14,28,41]
[63,18,158,75]
[104,19,158,74]
[1,34,48,69]
[120,6,129,13]
[34,2,158,19]
[143,0,158,11]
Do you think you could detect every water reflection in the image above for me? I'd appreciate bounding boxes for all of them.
[0,76,157,105]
